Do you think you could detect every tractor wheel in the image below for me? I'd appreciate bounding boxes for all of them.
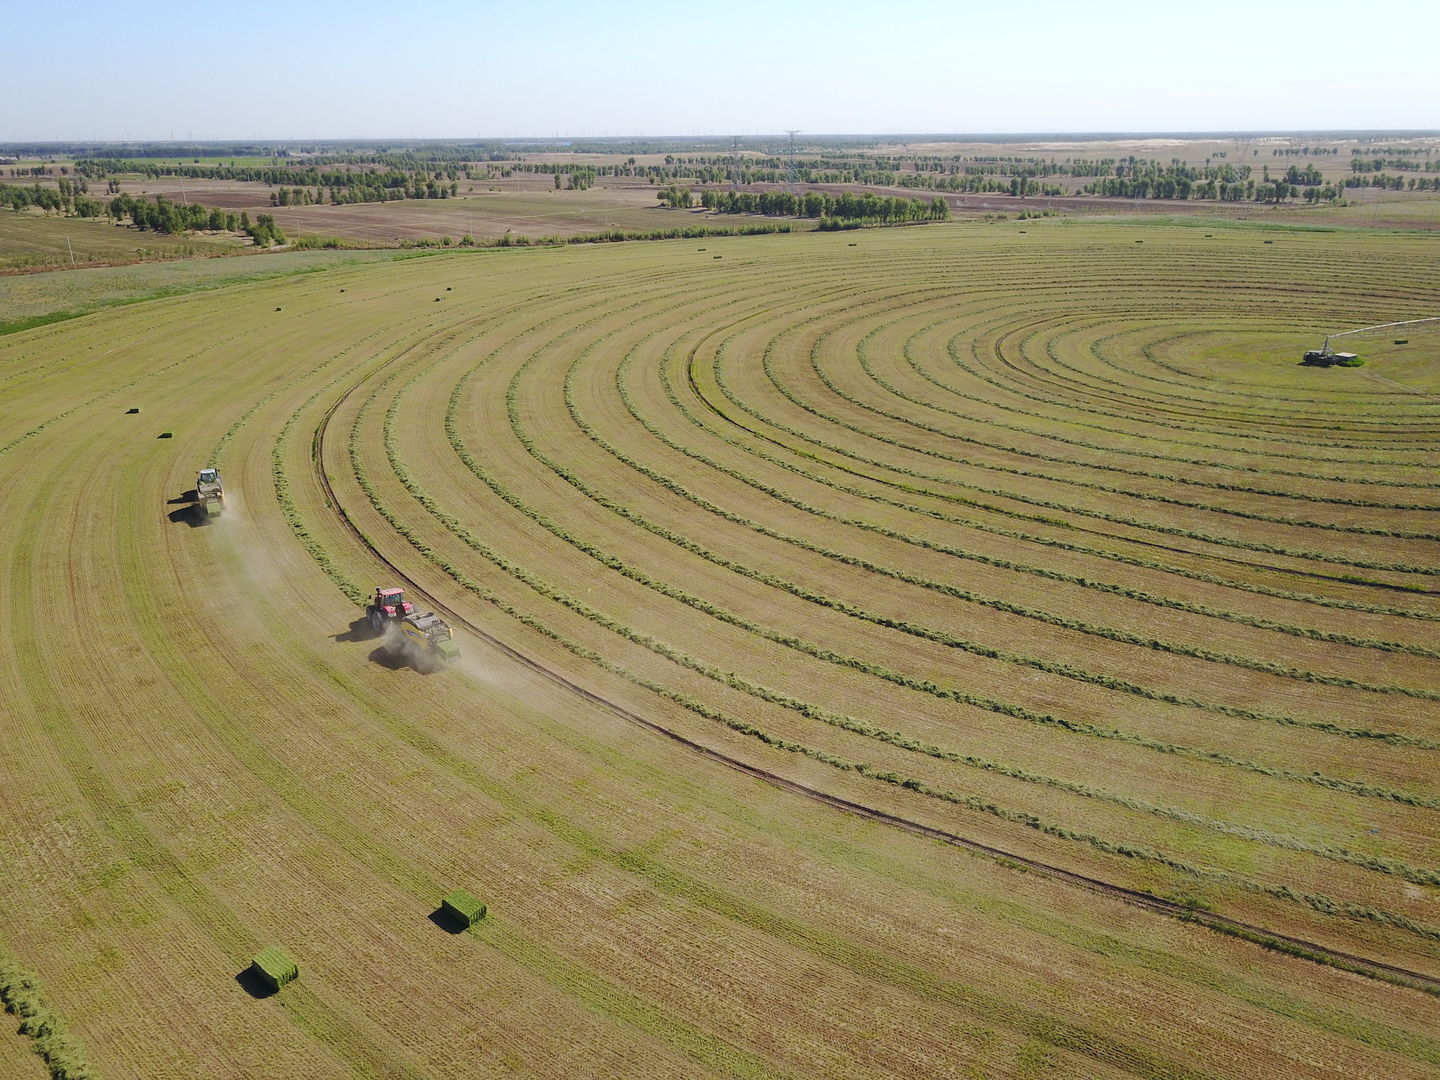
[369,609,385,635]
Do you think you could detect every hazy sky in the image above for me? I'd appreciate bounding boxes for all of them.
[7,0,1436,140]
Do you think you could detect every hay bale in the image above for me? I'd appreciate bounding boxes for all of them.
[125,407,140,414]
[158,432,172,439]
[441,889,487,928]
[251,947,298,991]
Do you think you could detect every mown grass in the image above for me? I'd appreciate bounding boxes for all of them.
[301,253,1438,951]
[0,954,94,1080]
[6,223,1439,1076]
[0,249,407,330]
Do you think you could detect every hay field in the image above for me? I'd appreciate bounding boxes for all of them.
[1,222,1437,1079]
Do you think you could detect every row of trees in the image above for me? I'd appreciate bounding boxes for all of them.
[1345,174,1440,191]
[0,180,103,216]
[1351,157,1436,173]
[696,189,949,222]
[898,173,1066,196]
[1082,175,1312,202]
[1353,146,1435,156]
[125,198,285,245]
[75,158,469,193]
[268,178,460,205]
[107,194,237,234]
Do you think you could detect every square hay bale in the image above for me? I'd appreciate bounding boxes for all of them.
[441,889,487,928]
[250,947,298,991]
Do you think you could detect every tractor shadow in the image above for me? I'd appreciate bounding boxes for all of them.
[168,490,197,505]
[234,967,276,999]
[334,617,377,643]
[428,907,467,935]
[368,646,409,670]
[167,504,207,528]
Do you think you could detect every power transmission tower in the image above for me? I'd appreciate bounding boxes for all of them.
[785,130,801,193]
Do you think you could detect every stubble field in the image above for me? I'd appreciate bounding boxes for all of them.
[1,221,1437,1078]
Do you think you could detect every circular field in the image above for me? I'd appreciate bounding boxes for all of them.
[2,222,1438,1078]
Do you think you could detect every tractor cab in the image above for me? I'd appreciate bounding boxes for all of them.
[367,586,421,635]
[198,467,219,485]
[372,587,414,617]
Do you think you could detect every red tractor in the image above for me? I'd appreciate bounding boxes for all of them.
[367,587,415,634]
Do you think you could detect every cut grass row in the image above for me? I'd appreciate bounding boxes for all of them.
[306,279,1440,944]
[649,344,1440,624]
[696,332,1440,574]
[308,289,1246,1078]
[475,354,1440,883]
[499,337,1440,753]
[0,952,93,1080]
[952,320,1437,455]
[901,319,1436,477]
[7,227,1440,1077]
[365,371,1440,948]
[856,318,1436,494]
[745,319,1439,540]
[617,350,1440,661]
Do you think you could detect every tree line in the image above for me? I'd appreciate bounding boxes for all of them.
[75,158,468,192]
[0,185,287,247]
[0,179,102,217]
[1345,174,1440,191]
[691,188,948,223]
[1351,158,1437,173]
[105,195,286,244]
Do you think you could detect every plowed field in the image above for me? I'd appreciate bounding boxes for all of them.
[2,222,1438,1079]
